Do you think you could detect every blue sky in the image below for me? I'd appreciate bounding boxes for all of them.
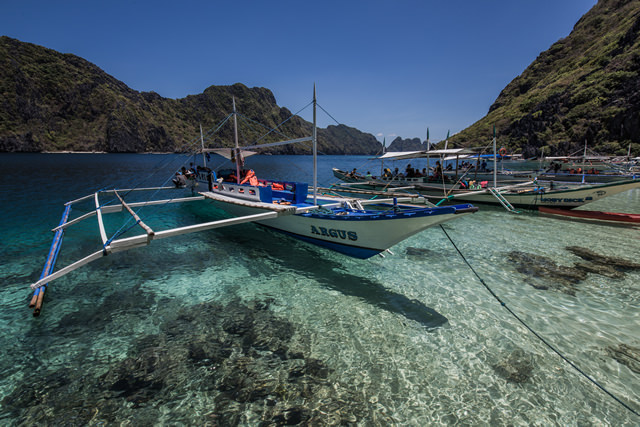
[2,0,597,144]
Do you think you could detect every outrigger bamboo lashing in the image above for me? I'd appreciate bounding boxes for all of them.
[28,86,479,316]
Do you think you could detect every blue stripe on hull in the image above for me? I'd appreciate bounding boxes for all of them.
[260,224,382,259]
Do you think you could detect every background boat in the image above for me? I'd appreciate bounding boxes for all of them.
[332,167,640,210]
[538,206,640,227]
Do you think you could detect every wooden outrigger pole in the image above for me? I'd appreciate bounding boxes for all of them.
[29,204,72,316]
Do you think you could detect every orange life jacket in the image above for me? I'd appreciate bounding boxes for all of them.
[240,169,256,185]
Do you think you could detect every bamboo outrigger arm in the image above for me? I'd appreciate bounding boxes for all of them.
[53,195,204,232]
[30,210,283,290]
[114,190,155,241]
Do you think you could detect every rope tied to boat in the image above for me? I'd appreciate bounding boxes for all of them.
[439,224,639,418]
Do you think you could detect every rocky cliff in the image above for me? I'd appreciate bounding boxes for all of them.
[386,136,433,152]
[449,0,640,157]
[0,36,381,154]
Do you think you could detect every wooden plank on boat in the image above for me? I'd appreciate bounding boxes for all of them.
[114,191,155,240]
[153,211,281,240]
[53,196,205,232]
[53,210,97,231]
[102,186,176,193]
[30,249,106,289]
[65,186,177,206]
[94,192,108,245]
[200,191,298,214]
[318,186,422,199]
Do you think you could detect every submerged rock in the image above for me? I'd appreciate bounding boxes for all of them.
[566,246,640,271]
[508,246,638,295]
[573,261,625,279]
[492,348,535,383]
[55,283,156,333]
[606,343,640,374]
[3,298,369,425]
[507,251,584,295]
[405,247,436,257]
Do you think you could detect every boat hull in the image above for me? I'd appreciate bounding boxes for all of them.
[435,179,640,208]
[538,207,640,225]
[205,197,477,258]
[332,169,640,209]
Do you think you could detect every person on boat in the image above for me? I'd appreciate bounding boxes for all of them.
[240,169,259,186]
[445,163,453,171]
[546,161,556,173]
[365,171,372,179]
[422,168,428,176]
[172,172,187,188]
[181,166,195,179]
[348,168,359,178]
[393,167,401,178]
[434,161,443,178]
[480,160,487,171]
[406,164,414,177]
[554,162,562,173]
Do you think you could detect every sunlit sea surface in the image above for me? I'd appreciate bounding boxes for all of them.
[0,153,638,425]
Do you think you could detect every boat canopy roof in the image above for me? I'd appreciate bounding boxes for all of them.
[203,148,258,159]
[377,148,478,160]
[202,137,313,159]
[544,155,615,161]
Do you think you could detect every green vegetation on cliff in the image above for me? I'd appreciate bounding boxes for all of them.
[0,36,380,154]
[4,0,640,157]
[450,0,640,157]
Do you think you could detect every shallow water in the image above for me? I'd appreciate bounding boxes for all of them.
[0,153,639,425]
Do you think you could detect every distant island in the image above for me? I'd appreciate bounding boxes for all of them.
[1,0,638,157]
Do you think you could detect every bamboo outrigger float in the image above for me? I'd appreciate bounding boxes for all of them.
[28,87,479,315]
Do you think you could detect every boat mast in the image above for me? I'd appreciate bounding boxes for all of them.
[313,84,318,205]
[426,128,430,178]
[493,125,497,187]
[380,137,385,177]
[200,124,206,168]
[233,97,241,184]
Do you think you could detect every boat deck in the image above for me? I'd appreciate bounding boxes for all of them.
[200,191,301,214]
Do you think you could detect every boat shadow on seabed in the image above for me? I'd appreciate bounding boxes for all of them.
[206,217,449,330]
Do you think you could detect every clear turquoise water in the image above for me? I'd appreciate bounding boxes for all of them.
[0,153,638,425]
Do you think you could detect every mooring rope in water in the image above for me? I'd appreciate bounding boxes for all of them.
[439,224,639,418]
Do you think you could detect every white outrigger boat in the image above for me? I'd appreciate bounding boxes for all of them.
[332,134,640,212]
[28,87,478,315]
[332,167,640,210]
